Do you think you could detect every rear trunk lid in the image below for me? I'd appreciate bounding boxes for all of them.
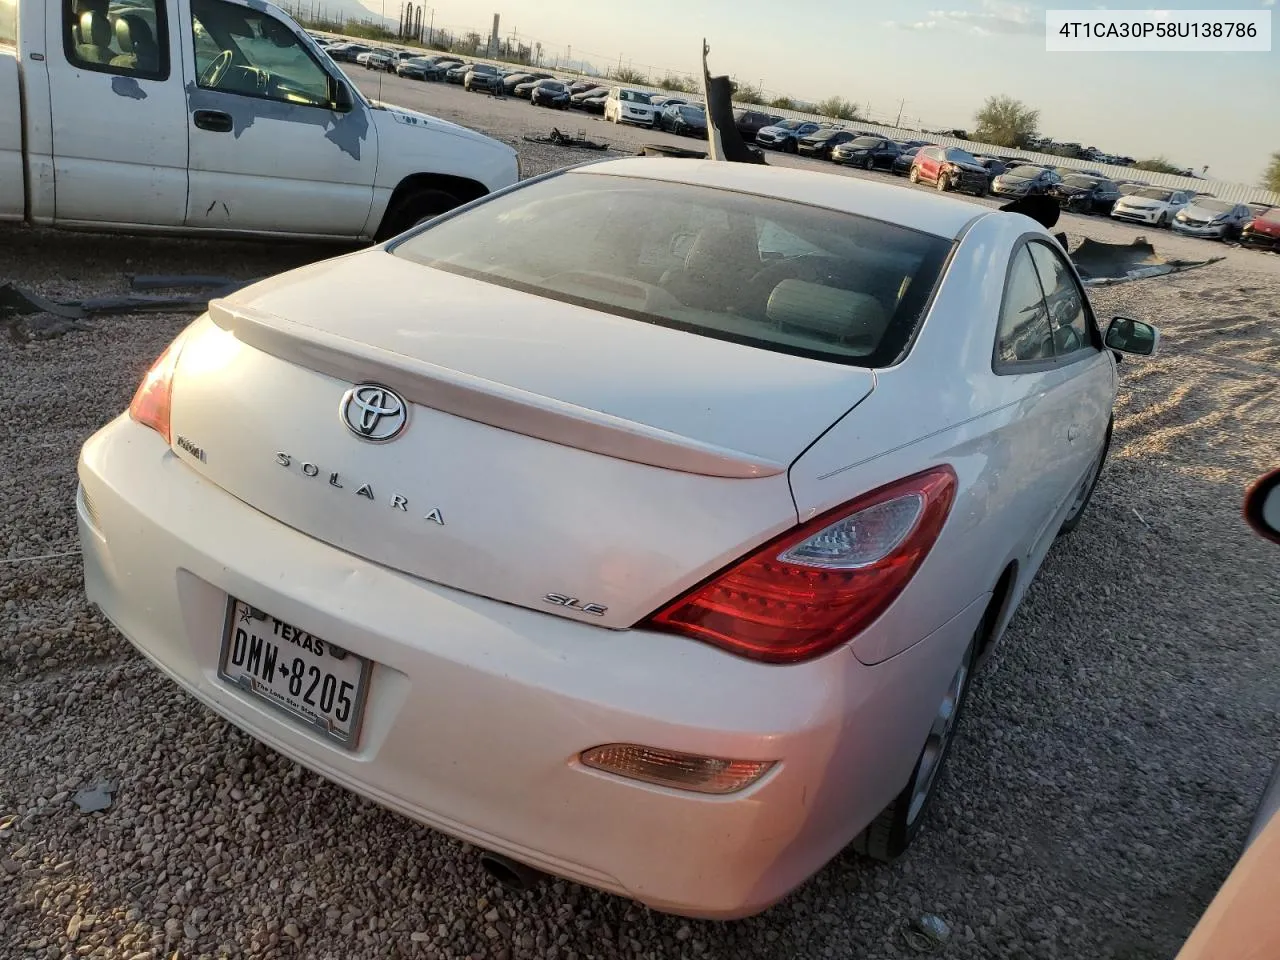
[168,250,877,627]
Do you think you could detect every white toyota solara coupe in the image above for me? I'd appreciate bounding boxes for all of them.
[77,158,1158,919]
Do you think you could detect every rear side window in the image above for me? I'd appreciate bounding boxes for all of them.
[995,247,1054,365]
[1027,242,1093,357]
[391,173,954,368]
[63,0,169,80]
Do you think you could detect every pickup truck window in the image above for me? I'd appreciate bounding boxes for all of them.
[62,0,169,81]
[191,0,330,107]
[1,0,15,46]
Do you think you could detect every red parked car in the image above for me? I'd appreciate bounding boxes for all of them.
[909,146,989,196]
[1240,207,1280,251]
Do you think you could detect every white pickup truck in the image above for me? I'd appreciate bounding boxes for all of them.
[0,0,518,240]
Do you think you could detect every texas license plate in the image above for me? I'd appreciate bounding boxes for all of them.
[217,598,371,749]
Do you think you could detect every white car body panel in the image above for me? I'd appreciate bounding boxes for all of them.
[0,50,25,219]
[44,0,189,226]
[76,160,1125,918]
[77,428,984,917]
[0,0,517,238]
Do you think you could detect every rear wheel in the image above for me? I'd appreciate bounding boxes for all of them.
[375,188,462,242]
[852,626,980,862]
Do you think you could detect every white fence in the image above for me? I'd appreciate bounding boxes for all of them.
[320,30,1280,207]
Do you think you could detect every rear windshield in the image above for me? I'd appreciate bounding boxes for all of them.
[390,173,953,367]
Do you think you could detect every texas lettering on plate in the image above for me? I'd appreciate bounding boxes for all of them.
[218,599,370,747]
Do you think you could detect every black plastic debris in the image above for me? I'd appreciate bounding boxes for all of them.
[1068,237,1225,286]
[0,274,258,341]
[522,128,609,150]
[71,781,117,813]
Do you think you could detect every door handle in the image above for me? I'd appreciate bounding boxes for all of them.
[193,110,233,133]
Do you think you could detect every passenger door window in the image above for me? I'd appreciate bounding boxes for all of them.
[995,246,1054,367]
[191,0,330,106]
[1027,242,1094,358]
[63,0,169,80]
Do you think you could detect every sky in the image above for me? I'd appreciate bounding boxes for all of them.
[348,0,1279,187]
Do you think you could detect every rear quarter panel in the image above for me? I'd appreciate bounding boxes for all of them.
[789,213,1102,664]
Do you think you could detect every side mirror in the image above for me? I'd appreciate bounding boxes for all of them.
[1104,315,1159,357]
[1244,469,1280,545]
[329,76,354,112]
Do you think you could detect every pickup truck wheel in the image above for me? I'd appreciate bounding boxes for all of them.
[376,188,462,242]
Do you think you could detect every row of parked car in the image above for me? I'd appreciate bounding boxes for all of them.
[729,111,1276,243]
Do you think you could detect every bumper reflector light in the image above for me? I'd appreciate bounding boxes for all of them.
[580,744,775,795]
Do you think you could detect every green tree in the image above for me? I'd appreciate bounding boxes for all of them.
[610,65,648,85]
[1133,157,1183,174]
[658,74,696,93]
[816,96,862,121]
[730,81,765,105]
[973,95,1040,148]
[769,95,796,110]
[1262,151,1280,193]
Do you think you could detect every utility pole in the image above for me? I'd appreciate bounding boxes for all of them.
[895,98,906,128]
[427,7,433,44]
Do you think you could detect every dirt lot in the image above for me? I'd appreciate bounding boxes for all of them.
[2,83,1280,960]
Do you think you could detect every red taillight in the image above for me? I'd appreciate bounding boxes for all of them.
[641,466,958,663]
[128,333,188,444]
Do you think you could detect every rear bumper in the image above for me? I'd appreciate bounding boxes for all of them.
[78,416,985,918]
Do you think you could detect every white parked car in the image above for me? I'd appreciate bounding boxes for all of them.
[1172,198,1254,240]
[604,87,657,126]
[77,159,1158,919]
[1110,186,1194,227]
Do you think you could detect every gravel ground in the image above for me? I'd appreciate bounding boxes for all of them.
[3,93,1280,960]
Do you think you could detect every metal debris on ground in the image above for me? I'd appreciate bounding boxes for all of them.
[902,914,952,953]
[1069,237,1225,286]
[522,127,609,150]
[0,274,258,341]
[71,781,117,813]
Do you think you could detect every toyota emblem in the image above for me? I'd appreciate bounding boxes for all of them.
[340,384,408,442]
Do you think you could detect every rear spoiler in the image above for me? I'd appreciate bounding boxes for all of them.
[207,299,787,480]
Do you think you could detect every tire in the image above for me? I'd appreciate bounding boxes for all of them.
[786,139,798,154]
[935,172,949,192]
[375,187,462,242]
[1157,212,1169,228]
[909,166,920,184]
[864,156,874,170]
[1057,418,1112,537]
[852,622,982,862]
